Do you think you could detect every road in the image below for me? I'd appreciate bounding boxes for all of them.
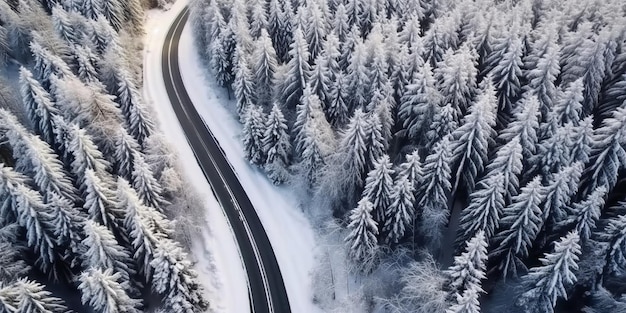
[162,8,291,313]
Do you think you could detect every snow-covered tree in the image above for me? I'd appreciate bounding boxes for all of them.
[449,79,498,194]
[242,105,266,165]
[210,19,235,88]
[30,39,73,90]
[249,0,267,39]
[426,103,458,151]
[0,279,68,313]
[435,45,478,116]
[309,34,340,109]
[252,29,278,107]
[567,116,593,165]
[418,136,453,251]
[398,63,442,144]
[262,103,291,184]
[52,4,81,46]
[344,42,371,110]
[484,136,523,201]
[497,94,540,162]
[422,14,459,66]
[233,55,255,119]
[326,71,349,128]
[525,44,560,120]
[581,106,626,196]
[446,285,482,313]
[457,173,506,246]
[65,121,110,186]
[279,27,311,110]
[446,230,488,298]
[19,67,59,145]
[345,198,379,272]
[73,44,101,85]
[559,186,607,244]
[362,155,395,224]
[552,79,584,126]
[397,150,422,192]
[89,15,118,55]
[383,174,415,244]
[82,168,122,228]
[81,220,136,287]
[267,0,292,63]
[0,224,30,282]
[488,33,524,120]
[0,165,59,277]
[132,151,166,211]
[304,0,326,61]
[100,0,122,32]
[78,267,141,313]
[332,3,350,42]
[490,176,547,277]
[150,239,208,313]
[517,231,581,313]
[111,66,155,147]
[540,162,583,226]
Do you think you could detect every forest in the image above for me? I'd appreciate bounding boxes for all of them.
[191,0,626,312]
[0,0,210,312]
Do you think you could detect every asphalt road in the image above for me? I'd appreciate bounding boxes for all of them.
[162,8,291,313]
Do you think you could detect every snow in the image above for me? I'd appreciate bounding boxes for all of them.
[143,2,322,313]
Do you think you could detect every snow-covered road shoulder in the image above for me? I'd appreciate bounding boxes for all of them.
[142,2,249,312]
[176,17,324,313]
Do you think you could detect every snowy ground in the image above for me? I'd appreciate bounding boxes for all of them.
[143,1,323,312]
[143,2,248,312]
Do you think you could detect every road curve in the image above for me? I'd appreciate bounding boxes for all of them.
[161,7,291,313]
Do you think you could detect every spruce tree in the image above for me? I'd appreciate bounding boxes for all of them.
[131,151,166,211]
[78,267,141,313]
[484,136,523,201]
[362,155,395,224]
[525,44,560,120]
[383,174,415,244]
[398,63,442,144]
[19,67,59,146]
[242,105,267,165]
[263,103,291,184]
[497,94,540,162]
[446,230,488,298]
[517,231,581,313]
[418,136,453,251]
[457,173,506,246]
[491,177,547,277]
[279,27,311,110]
[252,29,278,107]
[559,186,607,243]
[345,198,379,272]
[233,55,255,119]
[425,103,458,151]
[4,279,68,313]
[435,44,478,116]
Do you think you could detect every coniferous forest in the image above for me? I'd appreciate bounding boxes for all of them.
[192,0,626,312]
[0,0,209,312]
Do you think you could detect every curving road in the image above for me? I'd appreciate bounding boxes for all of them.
[162,7,291,313]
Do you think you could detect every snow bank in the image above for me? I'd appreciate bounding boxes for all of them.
[177,15,325,313]
[143,2,249,312]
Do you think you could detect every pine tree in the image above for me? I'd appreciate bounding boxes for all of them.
[559,186,607,243]
[457,173,506,246]
[383,174,415,244]
[81,0,103,20]
[249,0,267,39]
[418,136,453,250]
[118,178,173,278]
[489,34,524,119]
[267,0,292,63]
[52,4,80,46]
[309,34,340,109]
[112,66,155,147]
[297,94,335,189]
[132,151,166,211]
[78,267,141,313]
[89,15,118,55]
[65,121,111,186]
[446,285,482,313]
[397,150,422,192]
[210,20,235,88]
[552,79,584,126]
[0,224,30,282]
[334,109,369,201]
[446,230,488,298]
[398,63,442,144]
[30,39,73,90]
[279,27,311,110]
[491,177,547,277]
[19,67,59,145]
[435,44,478,116]
[326,71,349,128]
[150,239,208,313]
[567,116,593,165]
[344,42,371,109]
[497,94,540,162]
[73,44,101,85]
[242,105,267,165]
[0,165,59,277]
[0,109,78,203]
[263,103,291,184]
[233,55,255,119]
[422,15,459,66]
[362,155,395,224]
[332,3,350,42]
[345,198,379,272]
[581,106,626,196]
[541,162,583,226]
[483,136,523,201]
[81,220,136,287]
[517,231,581,313]
[304,0,326,61]
[100,0,122,32]
[525,44,560,120]
[531,124,572,180]
[252,29,278,107]
[82,168,122,228]
[2,279,68,313]
[449,79,498,194]
[425,103,458,151]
